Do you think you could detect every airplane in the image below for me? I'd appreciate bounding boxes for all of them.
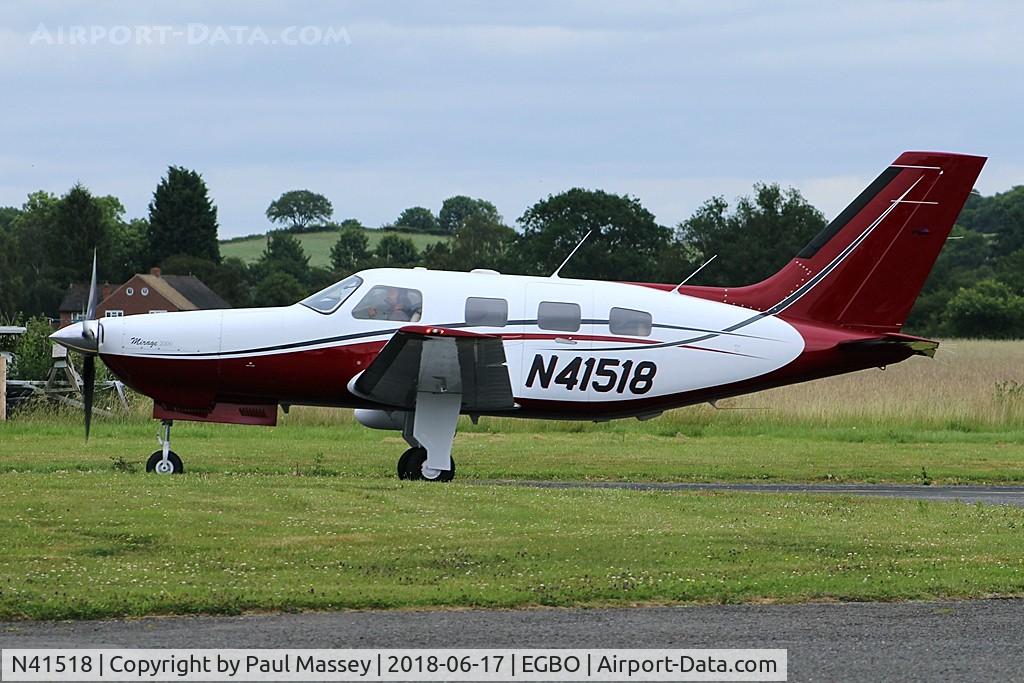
[51,151,985,481]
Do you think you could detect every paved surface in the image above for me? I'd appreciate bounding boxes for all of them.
[3,600,1024,681]
[481,480,1024,506]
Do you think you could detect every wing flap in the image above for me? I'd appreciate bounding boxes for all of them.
[353,326,516,411]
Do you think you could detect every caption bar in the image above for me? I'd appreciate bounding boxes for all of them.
[1,648,786,681]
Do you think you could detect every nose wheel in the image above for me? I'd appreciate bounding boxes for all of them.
[398,447,455,482]
[146,449,184,474]
[146,419,184,474]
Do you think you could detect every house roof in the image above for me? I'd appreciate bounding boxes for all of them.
[136,274,229,310]
[161,275,230,310]
[58,283,90,313]
[59,274,229,313]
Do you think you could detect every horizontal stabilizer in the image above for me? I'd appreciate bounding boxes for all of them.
[838,333,939,358]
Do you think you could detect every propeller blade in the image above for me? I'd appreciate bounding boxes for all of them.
[83,354,95,440]
[85,249,99,322]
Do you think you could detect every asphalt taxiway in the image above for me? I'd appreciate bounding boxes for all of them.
[3,600,1024,681]
[483,480,1024,506]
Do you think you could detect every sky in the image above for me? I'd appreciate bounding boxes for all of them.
[1,1,1022,238]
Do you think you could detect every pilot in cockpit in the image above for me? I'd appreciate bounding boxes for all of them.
[361,286,422,322]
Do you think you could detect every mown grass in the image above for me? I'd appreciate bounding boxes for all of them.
[3,417,1024,484]
[219,229,449,268]
[5,341,1024,484]
[2,340,1024,619]
[3,474,1024,620]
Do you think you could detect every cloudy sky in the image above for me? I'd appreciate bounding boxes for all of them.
[1,1,1021,237]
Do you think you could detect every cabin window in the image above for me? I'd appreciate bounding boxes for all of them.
[465,297,508,327]
[609,307,652,336]
[352,285,423,322]
[537,301,580,332]
[300,275,363,314]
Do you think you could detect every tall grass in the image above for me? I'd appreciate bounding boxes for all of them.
[11,340,1024,433]
[282,340,1024,433]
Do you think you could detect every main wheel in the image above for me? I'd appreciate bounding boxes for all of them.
[397,447,455,482]
[146,450,184,474]
[397,447,418,479]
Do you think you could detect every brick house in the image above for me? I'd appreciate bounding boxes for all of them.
[58,267,229,328]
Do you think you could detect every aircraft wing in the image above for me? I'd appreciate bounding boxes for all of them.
[352,326,516,411]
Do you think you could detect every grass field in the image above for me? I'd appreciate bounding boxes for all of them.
[220,229,449,268]
[2,340,1024,619]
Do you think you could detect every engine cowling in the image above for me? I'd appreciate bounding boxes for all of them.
[354,408,407,431]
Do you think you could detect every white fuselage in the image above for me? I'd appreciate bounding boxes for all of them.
[95,268,806,413]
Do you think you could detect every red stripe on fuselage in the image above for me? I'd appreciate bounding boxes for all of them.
[101,320,909,420]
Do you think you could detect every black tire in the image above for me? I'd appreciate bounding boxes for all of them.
[397,447,418,479]
[399,447,455,482]
[146,450,184,474]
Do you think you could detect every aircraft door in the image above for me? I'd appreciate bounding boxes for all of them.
[518,282,594,404]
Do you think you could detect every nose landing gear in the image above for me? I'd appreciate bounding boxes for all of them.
[145,419,184,474]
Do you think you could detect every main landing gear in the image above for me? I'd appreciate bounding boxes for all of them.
[146,419,184,474]
[398,447,456,481]
[395,390,461,483]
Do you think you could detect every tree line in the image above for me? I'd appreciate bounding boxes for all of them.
[2,166,1024,338]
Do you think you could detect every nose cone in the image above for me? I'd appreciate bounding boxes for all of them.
[50,321,98,354]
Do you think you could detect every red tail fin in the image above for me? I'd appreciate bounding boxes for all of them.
[679,151,986,332]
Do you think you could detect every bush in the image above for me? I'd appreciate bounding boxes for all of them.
[944,279,1024,339]
[11,315,54,380]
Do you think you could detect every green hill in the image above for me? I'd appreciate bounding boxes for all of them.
[220,229,449,268]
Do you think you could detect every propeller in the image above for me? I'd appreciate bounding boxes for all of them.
[82,250,99,440]
[83,354,95,439]
[48,249,103,440]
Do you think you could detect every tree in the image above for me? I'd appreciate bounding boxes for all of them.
[11,192,63,318]
[374,234,419,266]
[944,279,1024,338]
[256,231,310,283]
[514,188,672,281]
[266,190,333,232]
[0,206,21,232]
[676,183,826,286]
[0,229,20,316]
[253,270,306,307]
[160,254,219,282]
[905,229,994,335]
[209,257,252,308]
[394,206,439,234]
[423,213,515,271]
[438,195,501,234]
[50,183,108,282]
[330,225,370,273]
[147,166,221,265]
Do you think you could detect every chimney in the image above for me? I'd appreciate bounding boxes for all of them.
[101,284,111,300]
[150,267,161,278]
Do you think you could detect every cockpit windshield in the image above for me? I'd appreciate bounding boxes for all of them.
[300,275,363,314]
